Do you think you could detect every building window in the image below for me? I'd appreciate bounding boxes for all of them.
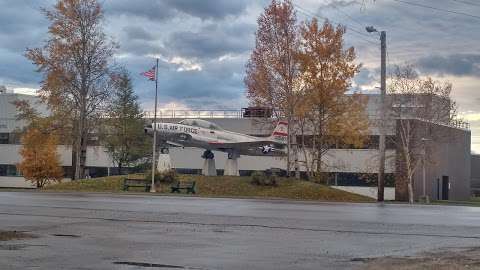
[0,133,9,144]
[335,172,395,187]
[0,164,20,176]
[9,132,22,144]
[295,135,397,150]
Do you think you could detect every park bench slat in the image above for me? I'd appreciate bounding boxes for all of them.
[123,178,151,192]
[170,181,196,194]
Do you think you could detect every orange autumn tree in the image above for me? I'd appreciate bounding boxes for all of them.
[245,0,301,174]
[26,0,116,180]
[296,19,368,178]
[246,2,368,179]
[17,128,63,188]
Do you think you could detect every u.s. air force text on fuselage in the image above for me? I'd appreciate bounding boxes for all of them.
[156,123,199,135]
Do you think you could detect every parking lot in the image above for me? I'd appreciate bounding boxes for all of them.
[1,192,479,269]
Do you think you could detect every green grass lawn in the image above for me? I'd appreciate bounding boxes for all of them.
[43,174,373,202]
[43,176,126,192]
[431,197,480,207]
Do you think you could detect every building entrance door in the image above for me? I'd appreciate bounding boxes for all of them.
[436,178,440,200]
[442,176,449,200]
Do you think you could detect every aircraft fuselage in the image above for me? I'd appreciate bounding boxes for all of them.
[145,120,285,156]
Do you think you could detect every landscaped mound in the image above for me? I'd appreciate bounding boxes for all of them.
[43,174,373,202]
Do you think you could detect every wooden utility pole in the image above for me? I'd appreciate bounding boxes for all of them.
[378,31,386,202]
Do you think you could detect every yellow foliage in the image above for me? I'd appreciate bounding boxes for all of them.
[295,19,368,174]
[17,128,63,188]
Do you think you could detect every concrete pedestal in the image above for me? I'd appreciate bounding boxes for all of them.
[157,153,172,173]
[202,158,217,176]
[224,152,240,176]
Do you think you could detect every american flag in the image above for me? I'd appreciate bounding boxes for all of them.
[141,66,156,81]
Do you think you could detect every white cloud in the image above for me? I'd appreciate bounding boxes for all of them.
[169,57,202,72]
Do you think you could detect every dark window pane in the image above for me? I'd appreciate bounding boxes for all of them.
[0,133,9,144]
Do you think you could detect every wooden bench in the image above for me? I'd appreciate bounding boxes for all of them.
[170,181,196,194]
[123,178,152,192]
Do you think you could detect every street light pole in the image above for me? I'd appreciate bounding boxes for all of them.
[367,26,386,202]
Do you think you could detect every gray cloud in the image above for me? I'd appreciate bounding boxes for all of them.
[3,0,480,114]
[164,0,250,20]
[0,2,49,53]
[416,54,480,77]
[116,54,246,109]
[0,50,41,86]
[165,23,255,59]
[123,26,155,41]
[0,1,49,86]
[106,0,250,21]
[354,68,377,87]
[3,0,480,152]
[321,0,359,9]
[118,41,165,57]
[105,0,175,22]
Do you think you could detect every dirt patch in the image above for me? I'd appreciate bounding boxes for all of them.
[0,231,37,241]
[51,234,81,238]
[360,247,480,270]
[113,261,184,268]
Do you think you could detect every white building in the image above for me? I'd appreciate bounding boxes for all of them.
[0,91,115,187]
[0,91,471,201]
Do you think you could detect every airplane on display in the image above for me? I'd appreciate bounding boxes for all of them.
[144,119,288,159]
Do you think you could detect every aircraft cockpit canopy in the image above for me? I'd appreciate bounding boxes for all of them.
[178,119,223,130]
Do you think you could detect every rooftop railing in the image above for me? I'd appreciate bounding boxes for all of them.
[143,110,244,119]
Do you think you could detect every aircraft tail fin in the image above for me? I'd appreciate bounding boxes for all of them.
[268,121,288,144]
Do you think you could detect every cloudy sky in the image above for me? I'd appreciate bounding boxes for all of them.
[1,0,479,151]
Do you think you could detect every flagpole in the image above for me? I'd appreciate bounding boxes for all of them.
[150,58,159,193]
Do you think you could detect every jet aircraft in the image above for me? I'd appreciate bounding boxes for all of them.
[144,119,288,159]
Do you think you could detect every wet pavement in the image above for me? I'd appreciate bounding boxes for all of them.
[0,191,479,269]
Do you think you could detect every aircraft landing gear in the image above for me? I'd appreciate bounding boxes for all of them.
[201,150,214,159]
[160,147,169,154]
[201,150,217,176]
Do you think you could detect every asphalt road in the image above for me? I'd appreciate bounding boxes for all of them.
[0,192,479,270]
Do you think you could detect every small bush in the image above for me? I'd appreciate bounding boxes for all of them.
[311,172,335,185]
[144,169,177,184]
[251,171,277,187]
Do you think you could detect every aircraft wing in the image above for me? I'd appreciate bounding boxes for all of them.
[158,133,191,148]
[166,141,184,147]
[208,140,286,156]
[208,140,283,148]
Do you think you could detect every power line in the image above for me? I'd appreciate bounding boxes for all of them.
[293,3,370,37]
[296,8,378,45]
[391,0,480,20]
[293,4,379,45]
[330,4,366,30]
[452,0,480,8]
[296,5,370,38]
